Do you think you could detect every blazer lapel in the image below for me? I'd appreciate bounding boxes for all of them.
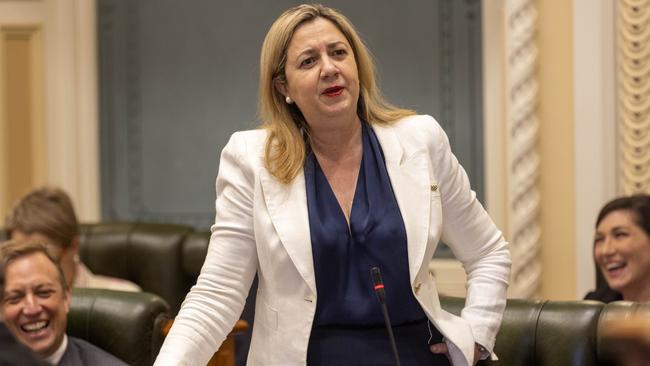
[372,124,431,284]
[258,124,430,293]
[259,168,316,295]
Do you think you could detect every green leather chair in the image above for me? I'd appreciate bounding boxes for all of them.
[78,222,202,314]
[78,222,253,366]
[67,288,171,366]
[440,296,650,366]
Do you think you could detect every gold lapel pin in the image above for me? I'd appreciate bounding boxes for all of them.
[430,184,438,192]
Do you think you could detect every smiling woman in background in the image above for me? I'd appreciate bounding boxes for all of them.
[585,195,650,303]
[156,4,510,366]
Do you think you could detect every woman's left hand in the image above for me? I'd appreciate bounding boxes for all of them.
[429,342,483,365]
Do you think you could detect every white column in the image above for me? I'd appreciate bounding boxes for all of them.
[572,0,617,298]
[503,0,541,298]
[44,0,100,221]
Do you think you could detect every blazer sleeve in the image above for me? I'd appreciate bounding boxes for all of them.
[154,132,259,366]
[429,117,511,353]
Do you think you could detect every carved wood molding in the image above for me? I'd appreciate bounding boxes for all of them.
[505,0,541,298]
[618,0,650,194]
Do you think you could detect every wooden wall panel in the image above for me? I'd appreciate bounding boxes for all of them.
[0,25,44,219]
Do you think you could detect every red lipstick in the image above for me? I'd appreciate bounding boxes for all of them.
[322,86,344,97]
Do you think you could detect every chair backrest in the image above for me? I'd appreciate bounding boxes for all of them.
[78,222,209,313]
[67,288,170,366]
[596,300,650,364]
[77,222,259,364]
[440,296,650,366]
[534,300,602,366]
[442,296,546,365]
[182,230,212,279]
[441,296,605,366]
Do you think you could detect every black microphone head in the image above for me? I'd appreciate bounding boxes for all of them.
[371,266,382,286]
[370,266,386,303]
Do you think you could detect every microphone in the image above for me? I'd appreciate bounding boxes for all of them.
[370,267,402,366]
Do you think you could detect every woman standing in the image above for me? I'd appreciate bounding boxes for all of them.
[156,4,511,366]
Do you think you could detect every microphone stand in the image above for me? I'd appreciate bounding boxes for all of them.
[371,267,402,366]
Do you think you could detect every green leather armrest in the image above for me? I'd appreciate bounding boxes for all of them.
[67,288,171,366]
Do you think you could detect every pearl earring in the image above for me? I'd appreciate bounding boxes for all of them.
[286,96,293,104]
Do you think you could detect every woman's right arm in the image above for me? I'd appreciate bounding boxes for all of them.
[155,132,259,366]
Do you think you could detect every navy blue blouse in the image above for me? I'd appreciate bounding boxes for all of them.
[304,123,426,328]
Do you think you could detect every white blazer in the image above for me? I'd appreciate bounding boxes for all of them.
[155,115,511,366]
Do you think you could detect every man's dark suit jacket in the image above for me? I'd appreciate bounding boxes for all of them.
[0,322,47,366]
[58,337,126,366]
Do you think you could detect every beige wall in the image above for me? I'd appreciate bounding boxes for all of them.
[572,0,617,297]
[537,0,577,299]
[0,0,99,222]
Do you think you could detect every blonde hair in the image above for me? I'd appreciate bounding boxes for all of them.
[259,4,415,184]
[4,186,78,249]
